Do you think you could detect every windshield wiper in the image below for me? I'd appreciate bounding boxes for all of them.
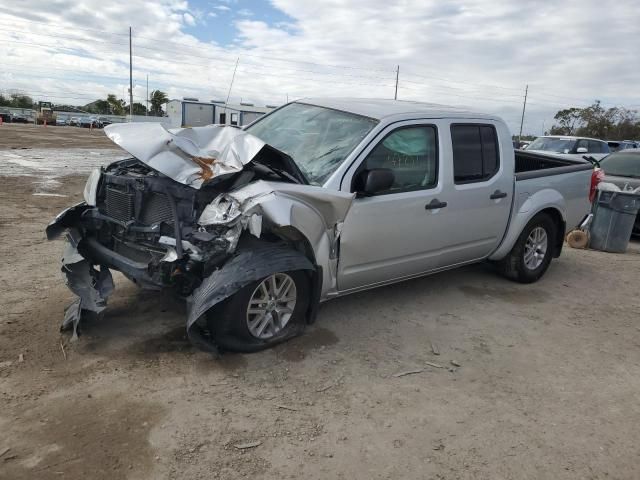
[312,146,342,161]
[253,162,301,184]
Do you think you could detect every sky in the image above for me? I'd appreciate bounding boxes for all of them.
[0,0,638,135]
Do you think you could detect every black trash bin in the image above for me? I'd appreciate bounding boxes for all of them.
[589,190,640,253]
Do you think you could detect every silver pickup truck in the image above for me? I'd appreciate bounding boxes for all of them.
[47,98,597,352]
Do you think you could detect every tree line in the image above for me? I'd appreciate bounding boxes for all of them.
[0,90,169,116]
[550,101,639,140]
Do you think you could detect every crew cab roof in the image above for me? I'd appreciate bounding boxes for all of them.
[298,97,502,122]
[538,135,606,142]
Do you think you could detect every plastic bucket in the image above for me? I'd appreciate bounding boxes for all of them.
[589,190,640,253]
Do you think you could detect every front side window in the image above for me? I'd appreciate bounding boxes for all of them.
[356,126,438,194]
[451,124,499,184]
[246,102,378,185]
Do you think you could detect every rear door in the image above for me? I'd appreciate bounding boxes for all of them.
[435,122,513,265]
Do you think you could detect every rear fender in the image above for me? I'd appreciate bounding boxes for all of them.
[489,189,566,261]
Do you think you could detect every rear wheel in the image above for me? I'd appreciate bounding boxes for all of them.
[498,213,557,283]
[207,270,310,352]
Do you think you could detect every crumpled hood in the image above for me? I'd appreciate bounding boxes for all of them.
[104,123,271,189]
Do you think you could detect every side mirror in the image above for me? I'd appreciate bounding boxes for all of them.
[576,147,588,154]
[357,168,395,195]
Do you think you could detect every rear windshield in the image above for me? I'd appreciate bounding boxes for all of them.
[600,152,640,178]
[528,137,576,154]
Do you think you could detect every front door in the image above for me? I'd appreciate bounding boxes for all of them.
[337,122,449,291]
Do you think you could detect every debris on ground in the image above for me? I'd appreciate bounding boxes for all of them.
[430,342,440,355]
[450,360,461,367]
[425,361,444,369]
[276,404,299,412]
[18,353,24,363]
[392,369,424,378]
[233,441,262,450]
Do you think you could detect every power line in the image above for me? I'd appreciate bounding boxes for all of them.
[0,19,397,74]
[4,31,634,108]
[0,27,399,82]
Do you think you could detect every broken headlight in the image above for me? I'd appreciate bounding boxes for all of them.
[198,194,241,226]
[83,168,101,206]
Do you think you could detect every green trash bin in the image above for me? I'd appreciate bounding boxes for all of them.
[589,190,640,253]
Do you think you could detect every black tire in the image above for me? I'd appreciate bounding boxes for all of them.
[497,213,557,283]
[206,270,310,353]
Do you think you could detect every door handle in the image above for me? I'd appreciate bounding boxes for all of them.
[490,190,508,200]
[425,199,447,210]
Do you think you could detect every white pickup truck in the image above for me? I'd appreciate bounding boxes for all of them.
[47,98,598,352]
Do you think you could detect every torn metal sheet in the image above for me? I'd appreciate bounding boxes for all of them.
[186,243,314,352]
[228,180,355,229]
[223,180,355,295]
[104,123,268,189]
[61,242,114,339]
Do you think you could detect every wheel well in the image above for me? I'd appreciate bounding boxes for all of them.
[253,226,322,324]
[538,207,565,257]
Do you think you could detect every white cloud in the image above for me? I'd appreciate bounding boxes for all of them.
[183,12,196,26]
[237,8,253,16]
[0,0,638,134]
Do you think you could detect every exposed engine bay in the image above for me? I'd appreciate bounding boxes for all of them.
[47,123,354,352]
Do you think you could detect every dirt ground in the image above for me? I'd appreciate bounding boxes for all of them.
[0,123,116,149]
[1,126,640,479]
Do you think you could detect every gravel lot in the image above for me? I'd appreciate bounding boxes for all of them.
[1,124,640,479]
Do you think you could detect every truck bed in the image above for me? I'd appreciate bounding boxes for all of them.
[515,150,593,180]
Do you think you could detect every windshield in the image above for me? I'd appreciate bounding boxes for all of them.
[600,151,640,178]
[246,102,378,185]
[528,137,577,154]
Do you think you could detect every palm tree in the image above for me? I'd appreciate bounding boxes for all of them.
[149,90,168,116]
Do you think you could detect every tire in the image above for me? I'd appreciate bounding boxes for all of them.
[497,212,557,283]
[206,270,310,353]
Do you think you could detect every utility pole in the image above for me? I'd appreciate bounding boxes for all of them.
[518,84,528,143]
[129,26,133,119]
[146,74,149,116]
[223,57,240,115]
[394,65,399,100]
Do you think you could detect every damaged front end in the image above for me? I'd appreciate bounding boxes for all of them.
[47,123,353,352]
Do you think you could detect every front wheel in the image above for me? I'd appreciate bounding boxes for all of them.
[207,270,310,352]
[497,213,557,283]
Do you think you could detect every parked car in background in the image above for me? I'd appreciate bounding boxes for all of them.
[598,150,640,234]
[46,98,596,352]
[607,140,638,152]
[69,117,80,126]
[56,117,68,126]
[79,116,102,128]
[98,117,112,127]
[11,114,31,124]
[527,135,610,160]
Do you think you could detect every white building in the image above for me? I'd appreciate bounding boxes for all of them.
[166,98,276,128]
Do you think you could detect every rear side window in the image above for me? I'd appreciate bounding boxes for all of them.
[587,140,601,153]
[451,124,500,184]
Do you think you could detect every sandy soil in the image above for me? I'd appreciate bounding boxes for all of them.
[1,130,640,479]
[0,123,116,149]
